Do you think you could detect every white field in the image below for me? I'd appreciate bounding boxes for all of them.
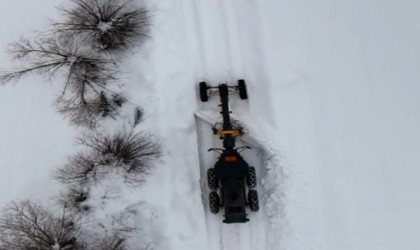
[1,0,420,249]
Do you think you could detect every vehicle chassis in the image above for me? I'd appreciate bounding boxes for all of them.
[200,80,259,223]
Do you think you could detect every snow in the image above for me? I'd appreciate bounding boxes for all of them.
[0,0,76,208]
[97,21,113,34]
[1,0,420,250]
[66,55,78,65]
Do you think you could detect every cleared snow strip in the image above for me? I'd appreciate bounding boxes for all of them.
[176,0,286,248]
[194,111,221,250]
[195,111,252,250]
[216,0,288,246]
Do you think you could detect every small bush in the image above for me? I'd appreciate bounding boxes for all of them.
[81,131,162,171]
[55,152,99,186]
[56,91,126,128]
[0,201,83,250]
[56,187,91,214]
[56,0,150,51]
[55,130,162,186]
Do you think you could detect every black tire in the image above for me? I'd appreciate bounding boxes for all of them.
[248,190,259,212]
[238,79,248,100]
[207,168,218,190]
[209,191,220,214]
[199,82,208,102]
[247,166,257,188]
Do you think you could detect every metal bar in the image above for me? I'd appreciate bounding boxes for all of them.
[218,84,231,130]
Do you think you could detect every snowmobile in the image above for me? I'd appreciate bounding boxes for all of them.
[199,80,259,223]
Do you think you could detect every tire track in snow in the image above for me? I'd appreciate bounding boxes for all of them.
[207,0,271,249]
[180,4,230,249]
[184,0,252,249]
[217,1,285,249]
[225,0,277,127]
[194,112,225,250]
[142,1,210,249]
[217,0,245,82]
[199,2,256,250]
[176,1,228,250]
[189,0,230,83]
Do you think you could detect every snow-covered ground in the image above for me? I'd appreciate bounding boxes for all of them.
[1,0,420,249]
[0,0,77,207]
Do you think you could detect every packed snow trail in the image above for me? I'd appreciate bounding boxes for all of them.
[189,0,269,243]
[132,0,287,249]
[180,0,285,248]
[183,0,287,248]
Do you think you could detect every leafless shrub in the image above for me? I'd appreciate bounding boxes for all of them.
[56,91,126,128]
[55,153,97,186]
[81,131,162,176]
[55,187,91,214]
[55,130,162,186]
[55,0,150,51]
[0,201,83,250]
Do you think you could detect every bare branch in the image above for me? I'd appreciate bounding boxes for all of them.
[54,152,99,186]
[0,35,127,128]
[0,36,118,91]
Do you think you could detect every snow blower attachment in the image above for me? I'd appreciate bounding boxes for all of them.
[199,80,259,224]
